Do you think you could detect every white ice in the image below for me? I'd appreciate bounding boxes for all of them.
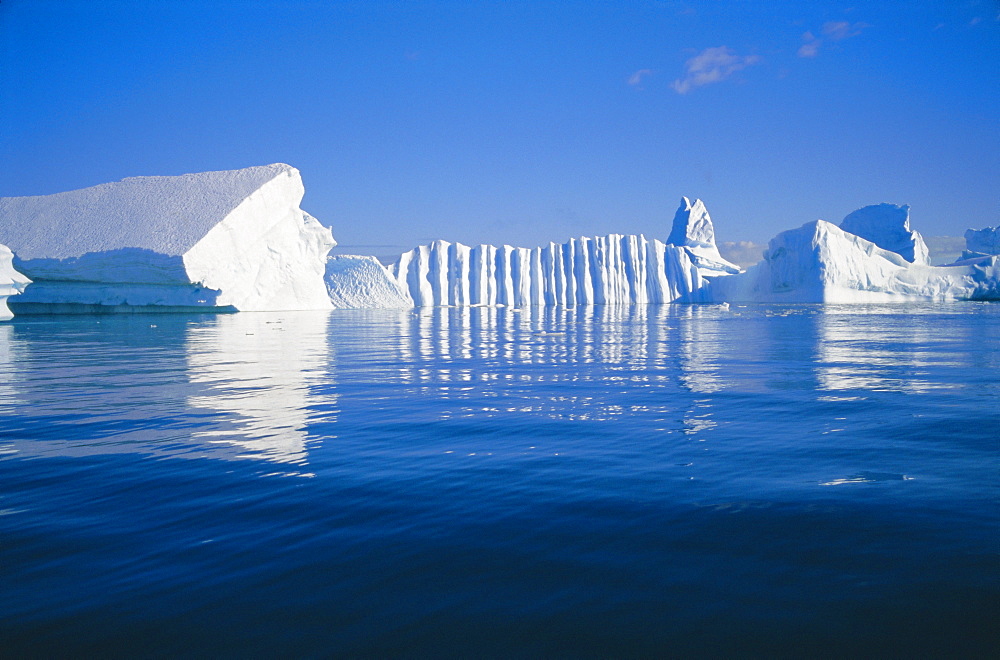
[0,244,31,320]
[838,203,930,265]
[709,219,1000,303]
[387,234,707,307]
[668,197,742,276]
[325,255,412,309]
[962,226,1000,260]
[0,164,335,313]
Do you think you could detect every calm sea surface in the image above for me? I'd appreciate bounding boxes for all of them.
[1,304,997,657]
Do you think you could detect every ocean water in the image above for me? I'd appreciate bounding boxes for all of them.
[1,303,997,657]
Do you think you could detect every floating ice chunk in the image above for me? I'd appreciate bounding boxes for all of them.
[325,255,413,309]
[667,197,742,276]
[388,234,706,307]
[0,244,31,321]
[710,220,1000,303]
[0,164,335,313]
[839,203,930,265]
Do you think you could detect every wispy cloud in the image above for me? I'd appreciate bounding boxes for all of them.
[671,46,760,94]
[797,31,821,58]
[822,20,869,41]
[797,21,869,58]
[627,68,654,88]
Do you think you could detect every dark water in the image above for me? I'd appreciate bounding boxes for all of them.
[1,304,998,657]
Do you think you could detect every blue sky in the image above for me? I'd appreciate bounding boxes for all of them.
[1,0,997,259]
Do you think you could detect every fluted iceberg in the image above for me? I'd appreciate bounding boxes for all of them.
[388,234,707,307]
[0,164,335,313]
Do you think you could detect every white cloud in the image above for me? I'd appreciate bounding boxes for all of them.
[671,46,760,94]
[797,31,821,58]
[627,68,654,88]
[718,241,766,268]
[797,21,869,58]
[821,20,869,41]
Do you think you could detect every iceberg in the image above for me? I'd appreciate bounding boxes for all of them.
[325,255,412,309]
[0,244,31,321]
[384,197,741,308]
[838,203,930,265]
[709,220,1000,303]
[0,164,335,313]
[387,235,707,307]
[961,226,1000,260]
[668,197,742,276]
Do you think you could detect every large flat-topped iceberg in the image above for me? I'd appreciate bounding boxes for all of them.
[0,164,335,313]
[710,220,1000,303]
[388,235,706,307]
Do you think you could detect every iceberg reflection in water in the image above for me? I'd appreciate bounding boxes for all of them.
[0,304,997,656]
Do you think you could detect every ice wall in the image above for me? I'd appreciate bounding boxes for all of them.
[388,234,706,307]
[710,220,1000,303]
[668,197,742,276]
[0,164,336,313]
[0,245,31,321]
[839,203,930,265]
[325,255,412,309]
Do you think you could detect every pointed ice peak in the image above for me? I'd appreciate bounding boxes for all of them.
[668,196,716,250]
[667,197,741,276]
[839,203,930,265]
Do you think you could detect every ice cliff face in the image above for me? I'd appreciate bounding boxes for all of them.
[839,203,930,265]
[388,235,706,307]
[710,220,1000,303]
[0,244,31,320]
[668,197,741,276]
[0,164,335,313]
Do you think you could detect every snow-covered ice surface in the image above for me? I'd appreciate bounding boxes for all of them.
[325,255,412,309]
[388,235,706,307]
[0,164,335,313]
[0,244,31,320]
[667,197,742,276]
[839,203,930,265]
[710,220,1000,303]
